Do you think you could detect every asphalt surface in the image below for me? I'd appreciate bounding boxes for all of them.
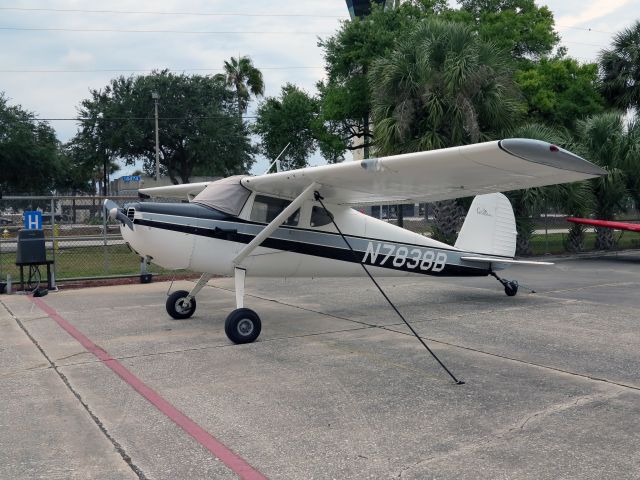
[1,251,639,479]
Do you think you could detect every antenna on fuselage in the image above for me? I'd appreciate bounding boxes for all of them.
[262,142,290,175]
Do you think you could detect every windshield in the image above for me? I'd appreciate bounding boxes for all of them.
[191,175,251,216]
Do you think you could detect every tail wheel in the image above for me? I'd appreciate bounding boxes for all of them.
[504,280,518,297]
[166,290,196,319]
[225,308,262,344]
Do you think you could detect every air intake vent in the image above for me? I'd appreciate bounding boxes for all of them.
[127,208,135,221]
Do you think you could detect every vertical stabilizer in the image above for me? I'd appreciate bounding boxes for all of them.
[454,193,517,257]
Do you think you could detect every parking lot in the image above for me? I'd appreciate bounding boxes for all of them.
[1,251,639,479]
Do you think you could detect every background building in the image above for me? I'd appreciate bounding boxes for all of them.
[345,0,398,19]
[109,175,219,197]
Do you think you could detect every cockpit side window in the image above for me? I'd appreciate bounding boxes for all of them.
[250,195,299,226]
[310,206,333,227]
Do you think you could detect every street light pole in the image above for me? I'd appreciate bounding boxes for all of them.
[152,91,160,182]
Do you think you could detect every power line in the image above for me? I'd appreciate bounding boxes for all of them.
[0,8,620,31]
[0,26,332,35]
[0,66,323,73]
[0,6,348,19]
[557,25,614,35]
[561,40,606,48]
[33,116,260,121]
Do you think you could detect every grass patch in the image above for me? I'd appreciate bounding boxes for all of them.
[0,243,182,281]
[528,231,639,255]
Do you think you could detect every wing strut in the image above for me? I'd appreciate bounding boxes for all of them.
[313,190,464,385]
[231,182,319,309]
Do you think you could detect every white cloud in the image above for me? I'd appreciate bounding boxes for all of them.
[556,0,634,29]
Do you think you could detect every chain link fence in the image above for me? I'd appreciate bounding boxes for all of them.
[0,196,151,288]
[368,203,640,255]
[1,197,638,290]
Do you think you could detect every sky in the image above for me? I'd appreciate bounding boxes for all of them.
[1,0,639,175]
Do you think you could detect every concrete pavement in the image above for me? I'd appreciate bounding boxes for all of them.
[1,251,639,479]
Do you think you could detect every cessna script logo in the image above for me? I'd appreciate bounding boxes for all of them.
[362,242,447,272]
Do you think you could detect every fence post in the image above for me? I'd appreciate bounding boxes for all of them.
[0,220,3,283]
[544,199,549,254]
[51,197,57,287]
[102,199,109,275]
[0,198,3,281]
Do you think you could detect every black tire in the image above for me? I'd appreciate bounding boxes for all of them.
[224,308,262,344]
[166,290,196,319]
[504,281,519,297]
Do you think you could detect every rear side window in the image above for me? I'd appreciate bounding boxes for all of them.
[250,195,299,226]
[310,206,333,227]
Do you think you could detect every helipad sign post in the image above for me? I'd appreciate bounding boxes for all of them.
[23,211,43,230]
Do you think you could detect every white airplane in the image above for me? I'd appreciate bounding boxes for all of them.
[105,139,604,345]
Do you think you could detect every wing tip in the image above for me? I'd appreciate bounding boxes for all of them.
[499,138,606,177]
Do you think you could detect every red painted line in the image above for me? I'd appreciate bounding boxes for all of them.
[29,296,267,480]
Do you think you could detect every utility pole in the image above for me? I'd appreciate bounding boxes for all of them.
[152,91,160,182]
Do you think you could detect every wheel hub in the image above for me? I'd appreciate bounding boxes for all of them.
[175,298,191,314]
[237,318,254,336]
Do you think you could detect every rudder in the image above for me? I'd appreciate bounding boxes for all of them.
[454,193,516,257]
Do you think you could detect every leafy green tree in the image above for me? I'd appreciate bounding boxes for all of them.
[574,112,633,250]
[515,58,604,131]
[449,0,559,60]
[599,20,640,112]
[253,84,320,171]
[253,84,346,170]
[71,91,120,195]
[318,2,443,158]
[61,130,117,196]
[369,19,519,244]
[219,56,265,123]
[76,71,253,184]
[0,93,65,194]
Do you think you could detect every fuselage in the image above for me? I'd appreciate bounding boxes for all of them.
[121,192,492,279]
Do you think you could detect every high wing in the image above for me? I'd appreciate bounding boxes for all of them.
[242,139,605,205]
[138,181,211,200]
[567,217,640,232]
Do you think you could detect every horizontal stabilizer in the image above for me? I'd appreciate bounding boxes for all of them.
[461,256,553,266]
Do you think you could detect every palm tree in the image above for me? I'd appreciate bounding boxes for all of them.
[553,181,594,253]
[599,20,640,112]
[369,19,519,244]
[220,56,264,123]
[575,112,631,250]
[618,118,640,208]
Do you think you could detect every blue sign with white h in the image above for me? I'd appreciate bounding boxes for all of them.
[24,211,43,230]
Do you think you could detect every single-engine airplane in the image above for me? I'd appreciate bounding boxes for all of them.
[105,139,605,345]
[567,217,640,232]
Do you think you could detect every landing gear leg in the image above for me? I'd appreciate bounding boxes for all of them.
[490,271,519,297]
[225,267,261,344]
[165,273,212,319]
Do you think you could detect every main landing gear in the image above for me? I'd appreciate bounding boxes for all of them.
[165,183,319,344]
[164,268,262,344]
[490,271,519,297]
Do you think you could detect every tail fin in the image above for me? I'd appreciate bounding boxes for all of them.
[454,193,516,257]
